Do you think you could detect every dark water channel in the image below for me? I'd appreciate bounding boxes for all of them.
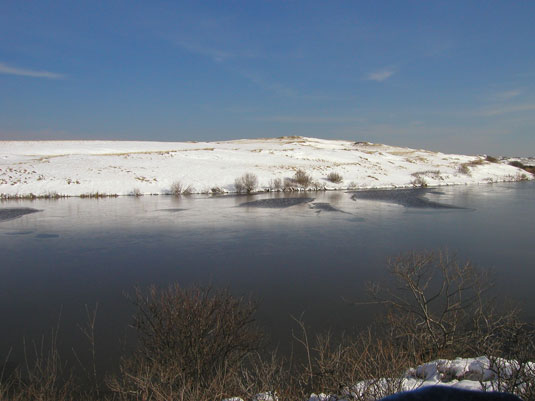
[1,182,534,372]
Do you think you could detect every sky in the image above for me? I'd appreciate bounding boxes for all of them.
[1,1,534,156]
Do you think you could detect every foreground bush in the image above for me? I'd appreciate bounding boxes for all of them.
[109,285,263,400]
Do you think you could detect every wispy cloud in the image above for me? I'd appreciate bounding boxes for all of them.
[490,89,522,101]
[256,115,365,124]
[367,67,396,82]
[240,71,298,98]
[174,40,232,63]
[0,62,64,79]
[479,103,535,117]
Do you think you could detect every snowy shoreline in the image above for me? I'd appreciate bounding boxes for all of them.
[1,137,532,198]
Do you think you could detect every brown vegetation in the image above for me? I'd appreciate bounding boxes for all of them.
[1,251,534,401]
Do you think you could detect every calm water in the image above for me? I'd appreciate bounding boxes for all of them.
[1,182,534,370]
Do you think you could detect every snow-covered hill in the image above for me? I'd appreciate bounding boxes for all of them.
[0,137,532,198]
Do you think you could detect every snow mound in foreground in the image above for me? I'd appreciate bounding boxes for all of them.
[224,357,535,401]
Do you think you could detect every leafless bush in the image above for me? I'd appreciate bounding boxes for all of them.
[235,173,258,193]
[283,177,296,191]
[458,163,472,176]
[6,329,77,401]
[311,181,326,191]
[364,250,493,361]
[412,170,442,180]
[286,316,411,400]
[233,351,294,401]
[410,176,427,188]
[131,188,142,197]
[269,178,282,191]
[474,309,535,399]
[509,161,525,169]
[109,285,263,400]
[326,172,343,184]
[294,169,312,189]
[234,178,245,193]
[170,181,192,196]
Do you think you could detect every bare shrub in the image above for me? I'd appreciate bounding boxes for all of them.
[311,181,326,191]
[170,181,193,196]
[326,172,343,184]
[410,174,428,187]
[286,316,410,400]
[482,325,535,399]
[364,250,493,361]
[8,329,77,401]
[242,173,258,193]
[182,185,193,195]
[283,177,295,191]
[486,155,499,163]
[170,181,184,196]
[458,163,471,176]
[234,177,245,193]
[235,173,258,193]
[131,188,142,197]
[269,178,282,191]
[468,158,485,166]
[109,285,263,400]
[211,186,223,194]
[294,169,312,189]
[509,161,525,169]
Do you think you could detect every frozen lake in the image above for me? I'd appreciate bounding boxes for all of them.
[1,181,534,371]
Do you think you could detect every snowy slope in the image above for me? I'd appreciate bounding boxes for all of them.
[0,137,532,197]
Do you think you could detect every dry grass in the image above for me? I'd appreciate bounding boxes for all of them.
[170,181,192,196]
[326,172,343,184]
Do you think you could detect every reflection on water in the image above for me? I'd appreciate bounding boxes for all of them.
[1,182,534,371]
[239,197,314,208]
[310,202,351,214]
[351,188,466,209]
[0,207,41,222]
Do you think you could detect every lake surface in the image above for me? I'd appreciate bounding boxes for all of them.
[1,182,534,371]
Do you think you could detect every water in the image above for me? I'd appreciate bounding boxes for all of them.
[1,182,534,371]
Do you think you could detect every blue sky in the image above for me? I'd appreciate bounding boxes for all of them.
[1,1,534,156]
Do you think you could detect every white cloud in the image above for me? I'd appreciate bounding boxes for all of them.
[491,89,522,101]
[174,40,231,63]
[479,103,535,117]
[256,115,365,124]
[367,68,396,82]
[0,62,64,79]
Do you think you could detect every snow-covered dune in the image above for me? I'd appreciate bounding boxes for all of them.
[0,137,532,198]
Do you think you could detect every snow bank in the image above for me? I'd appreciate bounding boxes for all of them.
[223,357,534,401]
[0,137,532,197]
